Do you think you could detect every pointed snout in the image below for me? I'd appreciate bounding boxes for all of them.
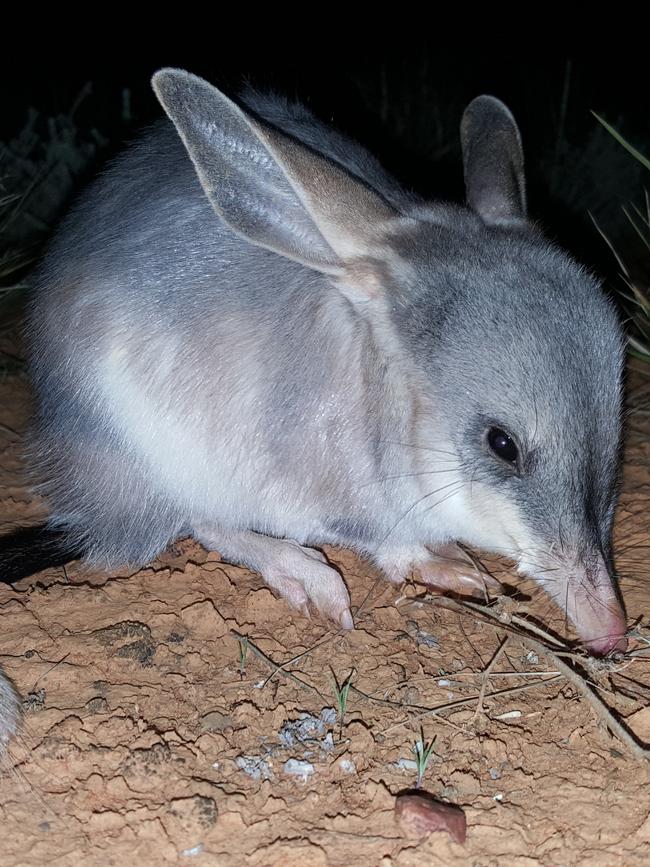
[581,615,628,656]
[532,556,627,657]
[571,564,627,656]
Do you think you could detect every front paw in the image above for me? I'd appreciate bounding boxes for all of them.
[379,543,501,598]
[416,545,502,598]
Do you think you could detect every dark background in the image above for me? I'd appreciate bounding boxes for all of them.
[1,32,648,283]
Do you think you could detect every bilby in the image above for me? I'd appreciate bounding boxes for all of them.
[0,70,627,749]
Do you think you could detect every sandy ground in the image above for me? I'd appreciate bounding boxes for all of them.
[1,346,649,866]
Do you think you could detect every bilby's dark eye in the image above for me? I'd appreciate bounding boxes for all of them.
[487,427,518,465]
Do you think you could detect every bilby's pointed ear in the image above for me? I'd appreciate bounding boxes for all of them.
[461,95,527,226]
[152,69,397,275]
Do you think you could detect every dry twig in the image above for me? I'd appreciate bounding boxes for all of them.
[427,596,650,760]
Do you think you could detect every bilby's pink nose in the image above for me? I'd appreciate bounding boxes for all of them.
[578,599,628,655]
[530,555,627,657]
[583,631,627,656]
[564,559,628,656]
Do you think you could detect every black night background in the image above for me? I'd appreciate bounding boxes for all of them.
[2,36,648,296]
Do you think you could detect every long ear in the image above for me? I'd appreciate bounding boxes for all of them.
[460,95,527,226]
[152,69,396,275]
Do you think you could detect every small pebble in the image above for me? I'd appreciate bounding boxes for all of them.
[395,758,419,773]
[395,792,466,844]
[235,755,272,781]
[320,707,337,725]
[283,759,314,782]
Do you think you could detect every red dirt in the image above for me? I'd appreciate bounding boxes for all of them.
[1,353,649,866]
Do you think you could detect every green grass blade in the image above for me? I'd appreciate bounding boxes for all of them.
[592,112,650,171]
[622,206,650,254]
[630,201,650,232]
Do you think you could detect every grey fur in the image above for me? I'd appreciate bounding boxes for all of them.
[0,672,21,752]
[460,94,527,223]
[0,70,628,748]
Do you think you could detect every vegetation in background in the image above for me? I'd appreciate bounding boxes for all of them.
[0,84,123,325]
[591,114,650,363]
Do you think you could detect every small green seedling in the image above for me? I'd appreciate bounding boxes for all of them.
[330,668,355,740]
[412,728,437,788]
[237,636,249,680]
